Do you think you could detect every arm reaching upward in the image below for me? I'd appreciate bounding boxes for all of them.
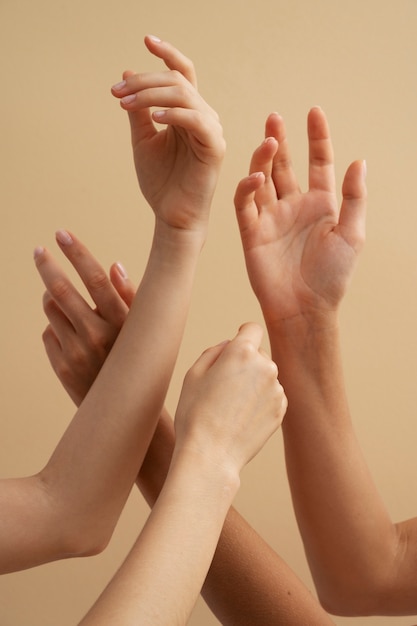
[40,234,334,625]
[0,37,224,574]
[235,108,417,616]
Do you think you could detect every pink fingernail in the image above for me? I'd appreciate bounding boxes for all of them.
[56,230,73,245]
[148,34,161,43]
[121,94,136,105]
[112,80,126,91]
[33,246,44,259]
[115,262,128,279]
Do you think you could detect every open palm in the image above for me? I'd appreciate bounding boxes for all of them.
[234,108,367,325]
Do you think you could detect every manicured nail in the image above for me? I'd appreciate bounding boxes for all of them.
[112,80,126,91]
[115,262,128,279]
[121,94,136,105]
[148,34,161,43]
[33,246,44,259]
[153,110,167,120]
[56,230,73,246]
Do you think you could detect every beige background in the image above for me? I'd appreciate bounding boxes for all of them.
[1,0,416,624]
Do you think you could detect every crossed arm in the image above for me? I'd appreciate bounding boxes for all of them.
[234,106,417,616]
[38,233,334,626]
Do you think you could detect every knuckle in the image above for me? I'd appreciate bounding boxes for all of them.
[87,269,109,292]
[267,359,279,379]
[41,325,54,345]
[86,325,116,356]
[235,339,256,360]
[47,277,71,301]
[170,69,186,84]
[43,295,56,317]
[63,343,90,374]
[173,81,192,102]
[55,359,74,385]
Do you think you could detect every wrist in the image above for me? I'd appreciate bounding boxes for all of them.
[153,215,208,252]
[169,442,241,505]
[266,308,340,350]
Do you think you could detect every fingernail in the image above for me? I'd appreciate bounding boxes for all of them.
[121,94,136,105]
[33,246,44,259]
[112,80,126,91]
[56,230,73,246]
[148,34,161,42]
[363,159,367,179]
[152,110,166,120]
[115,261,128,279]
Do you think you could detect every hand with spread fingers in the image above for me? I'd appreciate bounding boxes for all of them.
[235,109,417,618]
[234,107,366,327]
[39,230,135,406]
[39,238,333,626]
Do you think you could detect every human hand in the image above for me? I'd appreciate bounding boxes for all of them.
[111,35,226,237]
[173,323,287,475]
[34,231,136,406]
[234,108,367,327]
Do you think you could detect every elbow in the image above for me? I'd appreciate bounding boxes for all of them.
[314,570,397,617]
[62,529,111,559]
[35,470,113,560]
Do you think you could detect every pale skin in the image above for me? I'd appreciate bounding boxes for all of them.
[0,36,225,574]
[235,107,417,617]
[39,234,334,626]
[79,322,288,625]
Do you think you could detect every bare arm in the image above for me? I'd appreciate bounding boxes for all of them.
[79,324,288,625]
[0,37,224,574]
[234,107,417,615]
[41,236,334,625]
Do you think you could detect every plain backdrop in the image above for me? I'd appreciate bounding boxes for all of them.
[1,1,417,624]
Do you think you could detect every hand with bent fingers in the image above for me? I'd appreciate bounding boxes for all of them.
[234,107,367,326]
[111,35,225,234]
[174,322,287,472]
[38,230,136,406]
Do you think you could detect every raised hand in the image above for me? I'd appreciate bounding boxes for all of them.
[234,107,367,326]
[111,35,225,236]
[35,231,136,406]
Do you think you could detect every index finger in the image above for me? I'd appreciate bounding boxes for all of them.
[52,231,128,327]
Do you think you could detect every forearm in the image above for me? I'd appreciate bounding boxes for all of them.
[137,411,334,625]
[202,507,334,625]
[36,225,203,563]
[269,313,400,614]
[80,448,239,626]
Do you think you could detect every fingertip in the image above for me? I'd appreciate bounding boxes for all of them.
[55,229,74,247]
[146,34,162,44]
[33,246,45,260]
[114,261,128,280]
